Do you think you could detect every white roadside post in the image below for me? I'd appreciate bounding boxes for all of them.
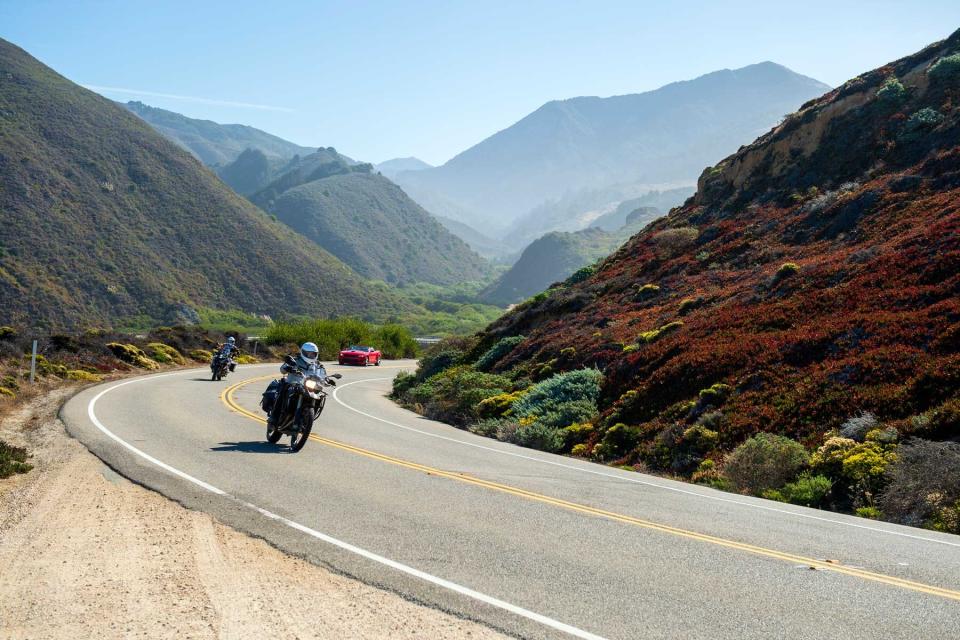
[29,339,38,384]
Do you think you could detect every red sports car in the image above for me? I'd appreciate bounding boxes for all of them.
[338,345,382,366]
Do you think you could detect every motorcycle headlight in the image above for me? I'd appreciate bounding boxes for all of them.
[304,378,319,391]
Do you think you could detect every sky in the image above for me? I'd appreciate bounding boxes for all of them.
[2,1,959,165]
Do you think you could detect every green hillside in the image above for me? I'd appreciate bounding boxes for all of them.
[0,38,411,330]
[124,100,316,165]
[268,172,490,285]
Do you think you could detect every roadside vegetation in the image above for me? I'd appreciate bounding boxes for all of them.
[0,324,274,478]
[265,318,418,359]
[393,325,960,534]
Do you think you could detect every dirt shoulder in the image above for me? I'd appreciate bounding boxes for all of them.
[0,388,508,639]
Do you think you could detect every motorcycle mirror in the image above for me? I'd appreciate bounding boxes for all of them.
[332,373,343,379]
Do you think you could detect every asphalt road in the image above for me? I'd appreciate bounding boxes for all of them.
[62,362,960,639]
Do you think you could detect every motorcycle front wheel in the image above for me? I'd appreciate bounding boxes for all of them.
[290,410,314,452]
[266,426,282,444]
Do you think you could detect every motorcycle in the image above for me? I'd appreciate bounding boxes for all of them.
[261,355,342,452]
[210,351,234,381]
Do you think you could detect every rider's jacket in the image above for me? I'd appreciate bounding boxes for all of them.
[280,355,327,384]
[217,343,238,358]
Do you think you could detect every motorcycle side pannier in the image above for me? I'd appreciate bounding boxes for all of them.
[261,379,280,413]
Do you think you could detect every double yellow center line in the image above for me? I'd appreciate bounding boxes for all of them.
[221,375,960,603]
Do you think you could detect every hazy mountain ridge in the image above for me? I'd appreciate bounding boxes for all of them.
[0,39,411,329]
[124,100,317,165]
[394,63,829,234]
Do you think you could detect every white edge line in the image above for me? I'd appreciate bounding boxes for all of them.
[85,371,608,640]
[331,376,960,549]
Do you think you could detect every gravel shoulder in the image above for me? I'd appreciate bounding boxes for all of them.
[0,388,509,640]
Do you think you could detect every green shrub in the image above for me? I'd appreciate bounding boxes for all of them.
[561,423,595,449]
[595,422,642,461]
[0,440,32,478]
[637,321,684,344]
[66,369,102,382]
[929,53,960,81]
[476,390,525,418]
[418,348,464,381]
[0,326,16,340]
[762,473,833,507]
[635,283,660,299]
[0,387,14,398]
[391,371,418,398]
[876,77,908,105]
[811,436,897,506]
[537,399,599,430]
[106,343,159,369]
[678,297,704,315]
[188,349,213,362]
[467,419,501,438]
[147,342,186,365]
[855,506,882,520]
[1,375,19,391]
[723,433,809,495]
[475,336,525,371]
[512,368,603,420]
[404,366,512,424]
[698,383,732,407]
[773,262,801,284]
[565,264,596,285]
[900,108,944,142]
[653,227,699,254]
[513,423,564,453]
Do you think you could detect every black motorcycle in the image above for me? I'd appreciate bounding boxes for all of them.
[210,351,233,381]
[261,356,342,452]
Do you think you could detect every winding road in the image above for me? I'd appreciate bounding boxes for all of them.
[62,362,960,639]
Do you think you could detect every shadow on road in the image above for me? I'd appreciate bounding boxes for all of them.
[191,377,219,382]
[210,441,285,453]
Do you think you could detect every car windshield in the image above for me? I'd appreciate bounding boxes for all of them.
[346,345,368,351]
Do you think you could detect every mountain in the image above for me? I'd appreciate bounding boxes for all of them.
[394,63,829,234]
[473,29,960,462]
[505,185,692,249]
[265,171,490,286]
[376,156,432,179]
[124,101,316,166]
[0,38,411,329]
[480,208,660,305]
[433,216,503,260]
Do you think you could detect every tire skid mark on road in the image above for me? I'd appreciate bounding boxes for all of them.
[221,376,960,604]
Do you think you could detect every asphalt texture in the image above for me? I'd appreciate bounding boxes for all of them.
[61,362,960,639]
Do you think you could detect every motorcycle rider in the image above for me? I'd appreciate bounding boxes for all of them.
[267,342,328,427]
[213,336,240,371]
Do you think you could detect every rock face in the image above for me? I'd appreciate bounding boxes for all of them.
[0,38,411,329]
[475,29,960,447]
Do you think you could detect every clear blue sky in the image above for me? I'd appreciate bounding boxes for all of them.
[2,1,959,165]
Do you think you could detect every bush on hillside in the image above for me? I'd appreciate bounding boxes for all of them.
[723,433,809,495]
[475,335,525,371]
[512,368,603,420]
[762,472,833,507]
[876,77,908,105]
[147,342,186,365]
[879,439,960,532]
[402,366,511,424]
[840,412,878,441]
[929,53,960,82]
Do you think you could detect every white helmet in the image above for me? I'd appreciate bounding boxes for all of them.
[300,342,319,364]
[227,336,236,344]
